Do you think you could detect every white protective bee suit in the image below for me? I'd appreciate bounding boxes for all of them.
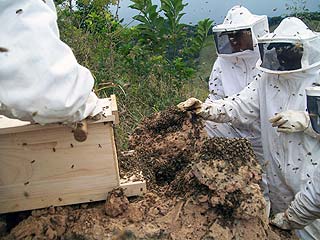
[199,17,320,239]
[0,0,101,124]
[206,5,269,202]
[206,6,268,161]
[284,165,320,232]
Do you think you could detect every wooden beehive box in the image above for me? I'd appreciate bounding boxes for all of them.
[0,95,146,214]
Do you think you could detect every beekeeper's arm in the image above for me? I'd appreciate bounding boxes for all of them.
[271,166,320,230]
[206,62,225,102]
[0,0,101,124]
[178,79,260,128]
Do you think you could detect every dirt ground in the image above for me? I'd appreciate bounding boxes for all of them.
[0,107,297,240]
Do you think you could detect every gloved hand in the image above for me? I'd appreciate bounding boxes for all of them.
[269,110,310,133]
[177,98,203,114]
[177,98,226,122]
[270,212,292,230]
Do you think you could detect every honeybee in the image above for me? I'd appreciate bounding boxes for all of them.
[0,47,8,52]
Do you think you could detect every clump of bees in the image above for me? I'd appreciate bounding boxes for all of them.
[126,107,264,220]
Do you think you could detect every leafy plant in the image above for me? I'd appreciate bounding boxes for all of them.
[130,0,213,60]
[160,0,188,58]
[184,18,214,59]
[129,0,165,52]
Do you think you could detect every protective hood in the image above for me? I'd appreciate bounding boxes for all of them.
[257,17,320,74]
[212,5,269,55]
[212,5,268,33]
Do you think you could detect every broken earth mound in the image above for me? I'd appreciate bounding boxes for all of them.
[170,137,265,221]
[1,107,297,240]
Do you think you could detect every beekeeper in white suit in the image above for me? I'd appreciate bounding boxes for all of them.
[0,0,101,124]
[206,6,268,151]
[206,5,269,202]
[270,86,320,234]
[178,17,320,239]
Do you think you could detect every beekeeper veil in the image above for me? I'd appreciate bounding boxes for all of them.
[212,5,269,55]
[257,17,320,74]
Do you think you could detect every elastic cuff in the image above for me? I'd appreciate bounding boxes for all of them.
[304,122,320,139]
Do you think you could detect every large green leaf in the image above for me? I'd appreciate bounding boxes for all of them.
[133,15,149,24]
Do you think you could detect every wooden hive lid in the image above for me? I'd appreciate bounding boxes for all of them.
[0,95,119,135]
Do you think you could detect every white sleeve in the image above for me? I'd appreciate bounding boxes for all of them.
[286,166,320,229]
[201,79,260,129]
[206,61,225,102]
[0,0,100,124]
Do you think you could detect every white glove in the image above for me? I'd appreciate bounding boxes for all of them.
[177,98,203,114]
[269,110,310,133]
[270,212,292,230]
[177,98,224,122]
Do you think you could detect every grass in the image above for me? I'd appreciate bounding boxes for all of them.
[197,35,217,83]
[187,35,217,101]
